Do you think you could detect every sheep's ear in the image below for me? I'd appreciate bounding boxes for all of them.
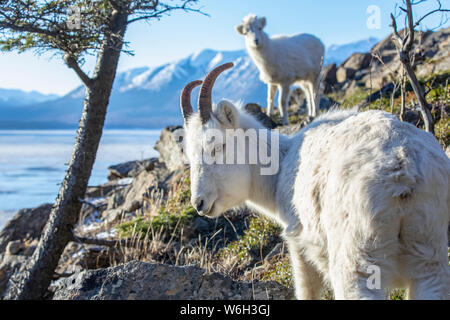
[215,100,239,128]
[259,17,266,28]
[235,24,244,35]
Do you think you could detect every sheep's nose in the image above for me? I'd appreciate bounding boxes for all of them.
[193,199,204,213]
[254,39,259,45]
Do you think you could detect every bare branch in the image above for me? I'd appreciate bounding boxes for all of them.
[127,0,207,25]
[414,0,449,27]
[390,0,436,134]
[74,235,151,249]
[390,13,402,47]
[64,53,93,87]
[405,0,415,51]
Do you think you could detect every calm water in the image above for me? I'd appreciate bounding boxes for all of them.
[0,129,161,229]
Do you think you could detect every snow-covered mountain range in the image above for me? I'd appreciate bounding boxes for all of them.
[0,38,379,129]
[0,89,58,107]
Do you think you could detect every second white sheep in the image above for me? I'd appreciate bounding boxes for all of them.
[236,14,325,124]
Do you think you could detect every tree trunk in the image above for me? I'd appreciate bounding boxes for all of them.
[4,12,129,300]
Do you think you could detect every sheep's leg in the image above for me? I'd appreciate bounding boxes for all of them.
[278,83,290,125]
[267,84,277,116]
[399,206,449,300]
[304,86,312,117]
[307,82,318,117]
[287,240,323,299]
[327,254,387,300]
[406,262,449,300]
[326,224,396,299]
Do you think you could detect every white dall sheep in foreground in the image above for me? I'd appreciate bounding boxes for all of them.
[236,14,325,124]
[180,63,450,300]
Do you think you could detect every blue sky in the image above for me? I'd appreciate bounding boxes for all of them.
[0,0,447,95]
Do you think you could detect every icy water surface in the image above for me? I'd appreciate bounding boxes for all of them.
[0,129,161,229]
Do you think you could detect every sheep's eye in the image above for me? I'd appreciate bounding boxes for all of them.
[211,144,224,158]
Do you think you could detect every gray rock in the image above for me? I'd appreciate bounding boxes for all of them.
[192,217,210,234]
[102,208,125,225]
[341,52,372,70]
[117,170,157,213]
[53,260,293,300]
[5,240,24,256]
[107,158,157,181]
[101,165,172,223]
[278,122,308,136]
[322,63,338,93]
[336,67,357,83]
[105,187,128,211]
[244,103,277,129]
[337,53,372,83]
[318,96,336,111]
[126,200,142,213]
[0,254,27,298]
[85,180,125,198]
[0,203,52,253]
[361,28,450,89]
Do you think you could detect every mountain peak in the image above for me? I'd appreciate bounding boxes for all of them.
[1,37,382,129]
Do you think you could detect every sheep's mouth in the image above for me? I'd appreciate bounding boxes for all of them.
[201,201,217,218]
[204,202,215,215]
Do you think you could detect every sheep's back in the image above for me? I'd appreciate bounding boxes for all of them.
[291,110,449,239]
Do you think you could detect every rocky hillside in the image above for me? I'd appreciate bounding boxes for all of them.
[315,27,449,149]
[0,109,295,300]
[0,29,448,300]
[320,27,449,94]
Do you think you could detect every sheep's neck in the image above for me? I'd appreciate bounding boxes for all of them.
[245,134,289,227]
[247,33,274,65]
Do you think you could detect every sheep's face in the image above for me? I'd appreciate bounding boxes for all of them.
[236,15,266,49]
[184,101,251,218]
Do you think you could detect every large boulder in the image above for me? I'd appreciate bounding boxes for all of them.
[53,260,293,300]
[322,63,338,93]
[336,67,356,84]
[102,171,158,223]
[0,203,52,253]
[0,253,27,298]
[244,103,277,129]
[415,27,450,77]
[337,53,372,83]
[107,158,158,181]
[101,160,177,224]
[342,52,372,71]
[361,28,450,89]
[154,126,186,171]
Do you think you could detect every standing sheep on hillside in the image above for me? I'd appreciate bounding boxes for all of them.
[236,14,325,124]
[180,63,450,300]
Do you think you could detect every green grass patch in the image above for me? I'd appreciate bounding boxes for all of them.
[260,258,293,288]
[116,170,197,239]
[389,289,407,300]
[217,216,282,264]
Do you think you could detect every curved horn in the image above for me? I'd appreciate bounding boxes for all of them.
[180,80,202,122]
[198,62,234,124]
